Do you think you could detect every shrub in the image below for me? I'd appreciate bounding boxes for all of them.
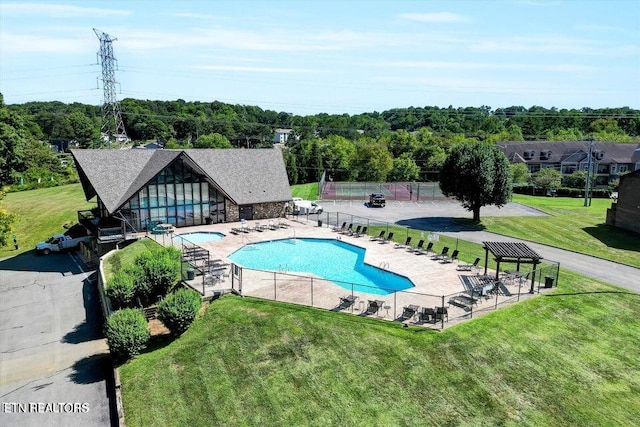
[157,288,202,336]
[135,247,181,303]
[123,263,152,305]
[106,270,136,309]
[104,308,150,360]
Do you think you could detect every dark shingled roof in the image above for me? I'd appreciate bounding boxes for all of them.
[71,148,292,214]
[498,141,640,165]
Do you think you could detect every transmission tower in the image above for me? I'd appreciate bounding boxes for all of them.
[94,28,127,144]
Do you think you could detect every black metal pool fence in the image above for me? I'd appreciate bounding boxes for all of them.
[230,256,560,331]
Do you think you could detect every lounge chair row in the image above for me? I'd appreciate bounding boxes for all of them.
[338,296,448,323]
[400,305,448,323]
[230,219,289,234]
[333,222,368,238]
[333,227,481,270]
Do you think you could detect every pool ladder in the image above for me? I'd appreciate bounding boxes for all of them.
[279,264,289,272]
[379,262,389,271]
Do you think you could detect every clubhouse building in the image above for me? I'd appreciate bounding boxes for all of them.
[71,148,292,240]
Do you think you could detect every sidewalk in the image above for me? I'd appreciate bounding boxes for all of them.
[440,230,640,294]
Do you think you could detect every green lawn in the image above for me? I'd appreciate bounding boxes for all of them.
[481,194,640,268]
[120,272,640,426]
[290,183,319,200]
[0,184,95,259]
[103,238,162,280]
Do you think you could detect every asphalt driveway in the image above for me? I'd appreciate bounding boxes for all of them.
[0,252,113,427]
[322,200,640,293]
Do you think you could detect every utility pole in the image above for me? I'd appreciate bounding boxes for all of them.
[583,137,595,207]
[94,28,127,146]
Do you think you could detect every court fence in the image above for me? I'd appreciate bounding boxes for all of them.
[320,181,449,202]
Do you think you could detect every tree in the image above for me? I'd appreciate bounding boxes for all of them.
[389,153,420,181]
[532,168,562,193]
[352,140,393,182]
[0,187,17,246]
[510,163,531,184]
[321,135,355,181]
[439,143,512,222]
[193,133,232,149]
[563,170,587,189]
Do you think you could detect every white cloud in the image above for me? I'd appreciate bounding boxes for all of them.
[399,12,470,23]
[0,2,131,18]
[0,32,93,54]
[470,35,640,57]
[115,27,408,53]
[378,60,595,73]
[189,65,315,73]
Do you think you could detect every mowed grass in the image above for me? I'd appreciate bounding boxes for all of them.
[0,184,95,259]
[481,194,640,268]
[102,238,161,280]
[290,182,319,200]
[120,271,640,427]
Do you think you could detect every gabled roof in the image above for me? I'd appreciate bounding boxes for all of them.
[497,141,640,165]
[182,149,292,205]
[71,148,291,214]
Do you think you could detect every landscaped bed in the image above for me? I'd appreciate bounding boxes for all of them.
[119,270,640,426]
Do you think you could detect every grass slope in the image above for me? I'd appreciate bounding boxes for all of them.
[102,239,161,280]
[1,184,94,258]
[120,273,640,426]
[481,195,640,268]
[290,183,319,200]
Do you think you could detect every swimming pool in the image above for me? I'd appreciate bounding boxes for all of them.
[228,238,414,295]
[174,231,225,244]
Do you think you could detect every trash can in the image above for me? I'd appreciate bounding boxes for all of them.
[187,268,195,280]
[544,276,555,288]
[317,220,323,227]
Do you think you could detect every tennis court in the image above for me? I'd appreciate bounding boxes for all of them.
[321,181,449,202]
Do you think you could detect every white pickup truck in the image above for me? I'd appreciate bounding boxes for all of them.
[292,198,323,215]
[35,234,91,255]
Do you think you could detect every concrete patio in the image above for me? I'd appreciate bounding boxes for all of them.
[148,217,551,329]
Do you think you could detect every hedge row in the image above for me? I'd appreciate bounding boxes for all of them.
[512,185,612,198]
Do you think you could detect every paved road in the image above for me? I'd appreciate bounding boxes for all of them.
[0,252,113,427]
[322,200,640,294]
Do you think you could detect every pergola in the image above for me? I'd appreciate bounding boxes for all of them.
[483,241,542,293]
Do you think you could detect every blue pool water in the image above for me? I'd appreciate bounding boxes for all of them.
[228,238,414,295]
[174,231,225,244]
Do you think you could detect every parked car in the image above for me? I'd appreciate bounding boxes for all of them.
[292,198,323,215]
[369,193,386,207]
[35,234,91,255]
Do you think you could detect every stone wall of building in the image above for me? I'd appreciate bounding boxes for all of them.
[225,202,286,222]
[226,203,239,222]
[253,202,287,219]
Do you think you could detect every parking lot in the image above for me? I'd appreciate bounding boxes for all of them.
[0,252,113,427]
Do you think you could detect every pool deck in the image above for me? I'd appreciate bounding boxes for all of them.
[147,217,547,329]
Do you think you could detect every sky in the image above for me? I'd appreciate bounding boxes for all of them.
[1,0,639,115]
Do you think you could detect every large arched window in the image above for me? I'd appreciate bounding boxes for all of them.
[120,159,226,230]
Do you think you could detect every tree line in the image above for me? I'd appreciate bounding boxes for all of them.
[2,94,639,189]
